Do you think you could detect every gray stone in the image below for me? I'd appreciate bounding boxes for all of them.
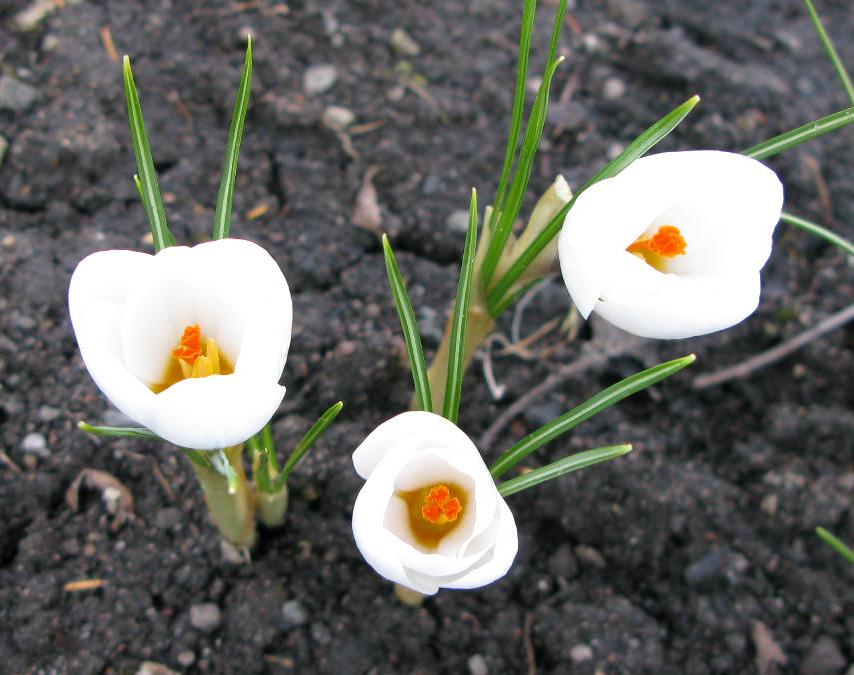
[155,507,182,530]
[391,28,421,56]
[467,654,489,675]
[303,64,338,96]
[322,105,355,131]
[21,432,48,457]
[189,603,222,632]
[0,76,37,112]
[602,77,627,100]
[281,599,308,629]
[575,545,606,569]
[570,644,593,663]
[14,0,57,31]
[38,405,61,422]
[176,651,195,667]
[684,548,724,586]
[446,209,470,233]
[802,637,846,675]
[547,543,579,579]
[136,663,179,675]
[310,622,332,645]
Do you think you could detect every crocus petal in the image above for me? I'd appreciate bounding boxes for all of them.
[443,499,518,589]
[68,250,159,426]
[150,376,286,450]
[559,150,784,338]
[353,411,477,479]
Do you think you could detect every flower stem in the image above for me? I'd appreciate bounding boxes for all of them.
[256,486,289,528]
[189,444,257,548]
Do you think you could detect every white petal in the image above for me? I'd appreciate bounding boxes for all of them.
[68,250,159,428]
[352,411,478,479]
[595,252,762,338]
[558,171,670,318]
[150,376,286,449]
[443,498,518,589]
[120,239,292,387]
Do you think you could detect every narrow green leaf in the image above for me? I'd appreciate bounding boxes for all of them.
[743,107,854,160]
[443,189,479,424]
[274,401,344,489]
[481,56,565,287]
[816,527,854,565]
[213,36,253,240]
[781,212,854,255]
[78,421,159,440]
[254,447,274,493]
[489,277,544,319]
[491,354,695,477]
[803,0,854,105]
[181,448,212,468]
[492,0,537,222]
[123,56,175,251]
[486,95,700,314]
[262,422,278,473]
[383,234,433,412]
[497,444,632,496]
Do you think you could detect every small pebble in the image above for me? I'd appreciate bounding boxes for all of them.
[2,233,15,249]
[281,600,309,629]
[602,77,626,100]
[467,654,489,675]
[446,209,470,233]
[14,0,57,31]
[21,432,49,458]
[38,405,61,422]
[0,75,38,112]
[102,486,123,515]
[155,507,182,530]
[176,651,195,668]
[310,622,332,645]
[684,549,724,586]
[802,636,846,675]
[391,28,420,56]
[135,663,178,675]
[575,544,606,569]
[304,64,338,96]
[189,603,222,632]
[760,493,778,516]
[570,644,593,663]
[547,543,579,579]
[322,105,355,131]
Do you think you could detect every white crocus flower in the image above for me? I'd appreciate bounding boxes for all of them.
[558,151,784,339]
[352,411,518,595]
[69,238,292,450]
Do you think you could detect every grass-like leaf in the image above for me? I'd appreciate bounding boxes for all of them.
[491,354,695,477]
[486,95,700,314]
[743,106,854,160]
[213,37,253,240]
[816,527,854,565]
[781,212,854,255]
[443,189,479,424]
[274,401,343,489]
[803,0,854,105]
[481,56,565,287]
[78,421,159,440]
[123,56,175,251]
[497,444,632,497]
[383,235,433,412]
[492,0,537,218]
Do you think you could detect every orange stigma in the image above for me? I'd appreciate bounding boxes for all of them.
[172,324,203,364]
[421,484,463,525]
[628,225,687,259]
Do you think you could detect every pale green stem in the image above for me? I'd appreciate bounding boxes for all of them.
[189,444,257,548]
[256,487,289,528]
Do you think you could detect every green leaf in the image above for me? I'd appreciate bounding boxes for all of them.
[210,448,239,495]
[491,354,695,477]
[816,527,854,565]
[213,36,253,240]
[781,211,854,256]
[123,56,176,251]
[486,95,700,314]
[274,401,344,489]
[497,444,632,497]
[742,107,854,160]
[481,56,565,288]
[803,0,854,105]
[492,0,537,222]
[78,421,159,440]
[382,234,433,412]
[443,189,479,424]
[489,277,545,319]
[254,447,274,493]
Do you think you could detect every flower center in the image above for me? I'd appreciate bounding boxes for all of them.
[398,482,467,550]
[627,225,687,271]
[151,324,234,393]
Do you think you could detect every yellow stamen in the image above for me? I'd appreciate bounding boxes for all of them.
[191,355,213,378]
[398,482,467,550]
[151,325,234,393]
[206,337,220,375]
[628,225,687,271]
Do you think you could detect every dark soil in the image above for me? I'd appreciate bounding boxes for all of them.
[1,0,852,673]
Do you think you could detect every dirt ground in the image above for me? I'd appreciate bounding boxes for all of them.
[0,0,852,673]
